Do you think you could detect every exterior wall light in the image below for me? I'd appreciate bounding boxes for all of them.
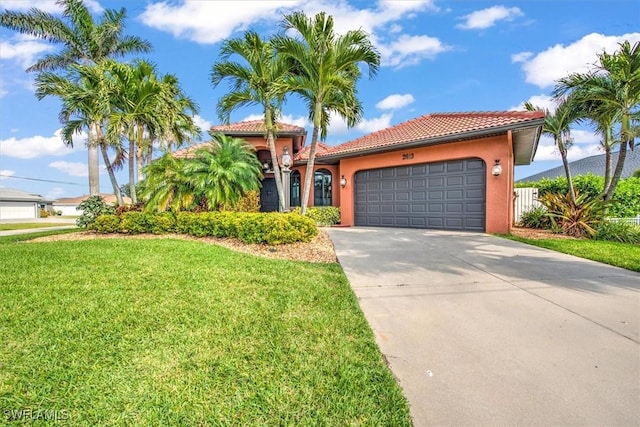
[281,146,292,171]
[340,175,347,188]
[492,159,502,177]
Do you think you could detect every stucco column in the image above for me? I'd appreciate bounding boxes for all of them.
[282,169,291,212]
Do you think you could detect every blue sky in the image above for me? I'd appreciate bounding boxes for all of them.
[1,0,638,200]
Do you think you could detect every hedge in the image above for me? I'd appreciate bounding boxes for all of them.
[517,174,640,218]
[92,211,317,245]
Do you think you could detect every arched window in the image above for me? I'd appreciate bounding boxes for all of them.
[314,169,332,206]
[290,170,301,207]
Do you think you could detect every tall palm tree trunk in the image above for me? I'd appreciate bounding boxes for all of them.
[605,141,627,200]
[300,113,321,215]
[558,137,576,203]
[265,110,286,211]
[96,124,124,206]
[128,128,137,203]
[87,128,100,196]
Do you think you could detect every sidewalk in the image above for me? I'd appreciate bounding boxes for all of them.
[0,217,77,236]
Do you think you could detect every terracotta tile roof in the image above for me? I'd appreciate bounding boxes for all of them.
[210,120,307,135]
[294,142,332,161]
[320,111,546,158]
[173,142,215,159]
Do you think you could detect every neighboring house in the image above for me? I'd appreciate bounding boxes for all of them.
[0,188,47,219]
[54,194,132,216]
[176,111,545,234]
[518,149,640,182]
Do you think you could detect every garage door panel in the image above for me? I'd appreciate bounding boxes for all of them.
[355,158,486,231]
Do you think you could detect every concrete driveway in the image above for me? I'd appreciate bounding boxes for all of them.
[326,227,640,426]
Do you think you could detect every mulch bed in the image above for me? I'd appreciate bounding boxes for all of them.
[28,229,338,263]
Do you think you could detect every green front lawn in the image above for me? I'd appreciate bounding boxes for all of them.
[0,222,75,231]
[505,235,640,272]
[0,237,411,426]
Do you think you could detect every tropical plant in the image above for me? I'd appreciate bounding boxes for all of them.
[76,195,116,228]
[106,60,200,203]
[538,191,608,238]
[274,11,380,214]
[525,99,579,204]
[185,133,263,210]
[0,0,152,196]
[553,40,640,200]
[211,31,290,211]
[35,61,125,205]
[519,205,553,230]
[138,153,197,212]
[595,220,640,244]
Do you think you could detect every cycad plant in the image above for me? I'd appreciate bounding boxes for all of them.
[539,191,610,238]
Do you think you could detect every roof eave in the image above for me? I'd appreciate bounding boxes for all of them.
[317,119,546,162]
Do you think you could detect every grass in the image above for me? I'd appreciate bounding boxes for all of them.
[0,236,411,426]
[505,235,640,272]
[0,222,75,231]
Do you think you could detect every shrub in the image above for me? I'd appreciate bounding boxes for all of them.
[93,214,121,233]
[39,209,49,218]
[539,191,608,238]
[93,210,317,245]
[150,212,177,234]
[221,191,260,213]
[519,206,552,230]
[595,220,640,244]
[522,175,640,218]
[77,196,116,229]
[119,211,151,234]
[293,206,341,226]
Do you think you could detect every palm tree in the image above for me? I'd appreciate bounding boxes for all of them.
[211,31,290,211]
[138,154,196,212]
[525,100,579,203]
[185,132,263,210]
[106,60,199,203]
[274,11,380,214]
[553,40,640,200]
[569,94,621,195]
[0,0,151,196]
[35,61,124,205]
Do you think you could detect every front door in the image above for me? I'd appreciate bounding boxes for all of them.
[260,178,278,212]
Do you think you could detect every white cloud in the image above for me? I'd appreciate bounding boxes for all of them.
[192,115,212,132]
[379,34,449,68]
[49,161,88,177]
[510,94,556,112]
[511,51,532,63]
[0,129,85,159]
[139,1,302,44]
[0,0,103,13]
[139,0,446,68]
[328,111,393,135]
[515,32,640,88]
[0,169,15,182]
[533,130,602,162]
[376,93,415,110]
[45,187,66,200]
[456,6,523,30]
[0,37,55,69]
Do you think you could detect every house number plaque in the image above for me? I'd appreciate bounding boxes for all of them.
[402,153,414,160]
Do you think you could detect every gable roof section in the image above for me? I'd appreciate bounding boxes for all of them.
[318,111,545,165]
[210,120,307,136]
[54,194,132,205]
[294,142,332,161]
[0,187,43,202]
[518,148,640,182]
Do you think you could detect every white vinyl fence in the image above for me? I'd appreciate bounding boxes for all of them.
[609,216,640,226]
[514,187,541,223]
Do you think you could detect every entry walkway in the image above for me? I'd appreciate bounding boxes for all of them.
[327,227,640,426]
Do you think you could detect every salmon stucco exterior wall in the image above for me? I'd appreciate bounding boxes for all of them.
[337,134,515,234]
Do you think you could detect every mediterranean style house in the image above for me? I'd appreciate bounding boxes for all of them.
[176,111,545,234]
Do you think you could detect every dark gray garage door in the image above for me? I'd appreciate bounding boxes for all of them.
[354,158,486,231]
